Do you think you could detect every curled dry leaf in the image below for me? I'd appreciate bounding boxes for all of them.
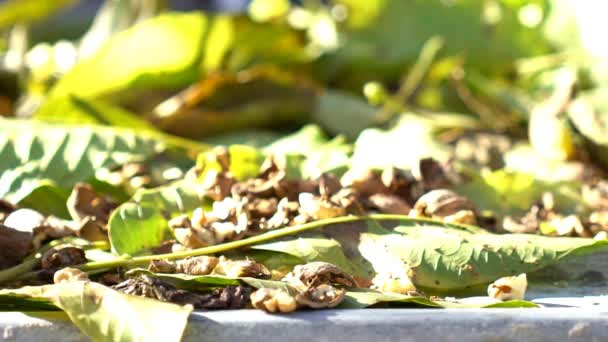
[295,284,346,308]
[250,288,298,313]
[0,224,33,269]
[67,183,116,224]
[53,267,89,284]
[41,247,87,270]
[487,274,527,301]
[212,259,271,279]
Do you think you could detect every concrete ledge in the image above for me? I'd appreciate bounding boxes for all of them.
[2,306,608,342]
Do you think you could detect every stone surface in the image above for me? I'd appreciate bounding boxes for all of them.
[2,251,607,341]
[2,304,608,342]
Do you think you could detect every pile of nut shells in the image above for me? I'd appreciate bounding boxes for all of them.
[2,146,608,314]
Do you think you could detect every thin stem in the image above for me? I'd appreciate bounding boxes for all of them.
[78,215,366,271]
[77,214,479,272]
[0,239,110,284]
[0,258,40,284]
[375,36,445,124]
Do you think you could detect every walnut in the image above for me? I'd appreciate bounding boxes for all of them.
[487,274,527,301]
[175,256,219,275]
[212,259,271,279]
[318,173,342,197]
[583,181,608,210]
[41,247,87,270]
[443,210,477,225]
[168,214,192,229]
[381,167,420,202]
[148,259,177,273]
[251,288,297,313]
[173,226,216,248]
[202,169,235,201]
[366,193,411,215]
[284,262,356,288]
[412,189,474,219]
[265,198,300,229]
[295,284,345,308]
[298,193,346,220]
[53,267,88,284]
[246,198,278,219]
[341,169,388,197]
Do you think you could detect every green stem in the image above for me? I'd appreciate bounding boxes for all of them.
[375,36,444,124]
[79,215,366,271]
[77,214,480,272]
[0,258,40,284]
[0,239,110,284]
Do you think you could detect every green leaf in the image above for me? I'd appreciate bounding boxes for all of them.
[342,289,537,308]
[364,224,606,292]
[313,90,377,140]
[109,180,207,255]
[16,180,71,219]
[321,0,551,88]
[43,12,207,104]
[205,130,284,148]
[153,66,315,139]
[252,236,369,278]
[0,282,192,342]
[0,119,188,203]
[35,95,157,130]
[454,169,581,217]
[128,269,296,294]
[249,216,608,292]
